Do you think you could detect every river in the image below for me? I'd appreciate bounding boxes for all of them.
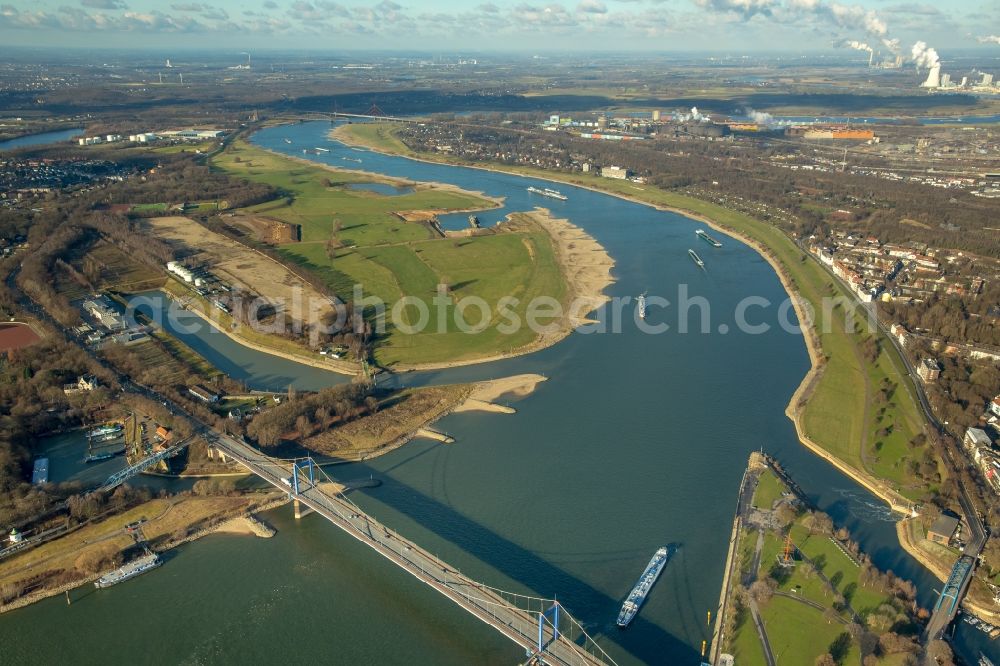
[1,120,993,665]
[0,127,83,151]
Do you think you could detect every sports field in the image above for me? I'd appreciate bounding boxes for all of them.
[0,323,41,352]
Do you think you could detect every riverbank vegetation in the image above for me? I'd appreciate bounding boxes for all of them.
[303,384,472,459]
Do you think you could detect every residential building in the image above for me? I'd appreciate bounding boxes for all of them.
[917,358,941,383]
[990,396,1000,418]
[601,166,630,179]
[63,375,99,395]
[188,384,220,403]
[889,323,910,348]
[964,427,992,451]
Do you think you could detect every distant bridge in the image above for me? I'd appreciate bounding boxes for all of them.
[209,433,617,666]
[329,111,416,123]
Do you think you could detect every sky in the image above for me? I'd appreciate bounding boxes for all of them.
[0,0,997,53]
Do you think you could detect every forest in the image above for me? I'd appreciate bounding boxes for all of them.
[0,335,118,527]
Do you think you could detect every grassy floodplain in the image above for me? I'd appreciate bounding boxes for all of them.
[334,122,932,501]
[210,140,565,368]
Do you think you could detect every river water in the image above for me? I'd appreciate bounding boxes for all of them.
[0,127,83,151]
[1,120,993,665]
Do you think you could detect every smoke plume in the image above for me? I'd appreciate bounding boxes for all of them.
[745,109,778,126]
[911,41,940,70]
[678,107,711,123]
[846,40,873,54]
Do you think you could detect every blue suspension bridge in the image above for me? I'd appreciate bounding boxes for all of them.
[208,432,618,666]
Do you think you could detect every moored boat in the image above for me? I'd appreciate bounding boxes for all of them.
[95,553,162,589]
[87,424,122,438]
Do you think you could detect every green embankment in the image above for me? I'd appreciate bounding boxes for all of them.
[334,123,932,498]
[752,469,785,510]
[211,140,565,367]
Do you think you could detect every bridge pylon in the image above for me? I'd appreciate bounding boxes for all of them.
[290,458,317,519]
[531,601,561,659]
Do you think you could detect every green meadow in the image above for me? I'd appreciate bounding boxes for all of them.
[212,141,564,367]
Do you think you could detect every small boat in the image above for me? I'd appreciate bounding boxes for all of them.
[980,654,995,666]
[688,249,705,268]
[617,546,671,627]
[526,186,568,201]
[341,156,362,163]
[314,147,330,153]
[84,451,115,463]
[95,554,161,589]
[87,424,122,438]
[283,138,292,144]
[637,292,647,320]
[695,229,722,247]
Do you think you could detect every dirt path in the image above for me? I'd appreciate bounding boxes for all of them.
[147,216,336,329]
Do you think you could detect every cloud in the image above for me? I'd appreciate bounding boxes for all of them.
[263,0,278,8]
[978,35,1000,45]
[0,4,211,31]
[577,0,607,14]
[201,7,229,19]
[695,0,776,20]
[80,0,127,8]
[171,3,206,11]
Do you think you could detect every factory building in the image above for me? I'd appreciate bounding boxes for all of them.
[787,126,875,141]
[166,261,195,283]
[601,166,630,180]
[83,295,126,331]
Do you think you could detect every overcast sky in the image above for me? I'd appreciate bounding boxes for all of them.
[0,0,997,53]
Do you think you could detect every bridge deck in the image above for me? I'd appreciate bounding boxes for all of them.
[212,434,613,666]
